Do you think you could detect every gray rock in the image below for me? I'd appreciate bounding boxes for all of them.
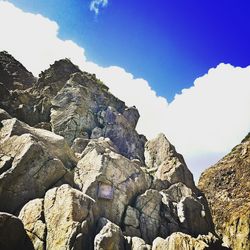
[19,198,46,250]
[135,190,163,244]
[0,118,75,213]
[94,220,125,250]
[145,133,196,191]
[44,184,96,250]
[152,232,226,250]
[74,139,151,225]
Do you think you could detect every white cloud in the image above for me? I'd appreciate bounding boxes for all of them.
[90,0,108,15]
[0,1,249,181]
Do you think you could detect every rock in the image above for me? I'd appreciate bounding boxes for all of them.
[176,196,213,236]
[91,127,104,139]
[0,118,76,167]
[145,133,196,191]
[44,184,96,250]
[123,206,141,237]
[0,118,75,212]
[130,237,151,250]
[19,198,46,250]
[122,106,140,129]
[0,51,35,90]
[160,182,214,237]
[74,138,151,224]
[152,232,225,250]
[135,190,163,243]
[94,220,125,250]
[50,71,145,162]
[0,212,33,250]
[198,133,250,250]
[0,108,11,121]
[99,106,146,162]
[124,206,140,230]
[71,137,90,154]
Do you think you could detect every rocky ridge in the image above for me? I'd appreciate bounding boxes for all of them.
[0,51,226,249]
[199,134,250,250]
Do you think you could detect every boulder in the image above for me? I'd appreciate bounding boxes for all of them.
[19,199,46,250]
[94,220,125,250]
[161,182,214,237]
[0,118,75,212]
[44,184,96,250]
[0,212,33,250]
[152,232,225,250]
[145,133,196,191]
[135,190,163,243]
[74,138,151,224]
[129,237,151,250]
[123,206,141,237]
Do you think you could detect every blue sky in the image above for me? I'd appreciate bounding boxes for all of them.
[8,0,250,101]
[1,1,250,180]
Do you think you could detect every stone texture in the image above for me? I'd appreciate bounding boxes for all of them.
[135,189,163,244]
[0,118,75,213]
[74,138,151,224]
[94,220,125,250]
[199,133,250,250]
[44,184,96,250]
[152,232,225,250]
[130,237,151,250]
[145,133,197,191]
[0,51,35,90]
[0,212,34,250]
[50,71,145,162]
[19,199,46,250]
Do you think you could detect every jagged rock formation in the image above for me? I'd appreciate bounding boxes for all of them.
[0,51,35,90]
[199,134,250,250]
[0,51,226,249]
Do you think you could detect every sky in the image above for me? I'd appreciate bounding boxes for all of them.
[0,0,250,181]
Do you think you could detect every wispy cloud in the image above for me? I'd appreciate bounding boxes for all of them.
[90,0,108,15]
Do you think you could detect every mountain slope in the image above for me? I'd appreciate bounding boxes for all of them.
[198,133,250,250]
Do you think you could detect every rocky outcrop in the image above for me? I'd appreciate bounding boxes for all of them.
[0,51,35,90]
[123,182,214,244]
[144,133,197,191]
[0,52,229,250]
[199,133,250,250]
[50,71,146,161]
[74,137,151,224]
[152,232,225,250]
[0,118,75,212]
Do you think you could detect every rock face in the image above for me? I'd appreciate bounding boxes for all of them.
[0,52,229,249]
[0,118,75,213]
[152,232,225,250]
[0,51,35,90]
[74,137,151,225]
[199,133,250,250]
[144,133,197,191]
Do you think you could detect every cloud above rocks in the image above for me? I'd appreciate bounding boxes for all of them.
[0,1,249,180]
[90,0,108,15]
